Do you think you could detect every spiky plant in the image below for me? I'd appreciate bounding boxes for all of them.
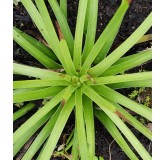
[13,0,152,159]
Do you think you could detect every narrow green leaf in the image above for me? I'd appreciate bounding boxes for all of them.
[92,85,152,121]
[83,95,95,158]
[81,0,130,75]
[97,98,152,140]
[83,85,151,160]
[22,106,62,160]
[14,28,61,69]
[14,108,55,156]
[21,0,60,54]
[65,129,74,152]
[101,50,152,76]
[108,79,152,89]
[85,84,152,140]
[13,79,70,89]
[75,88,89,160]
[104,110,151,160]
[82,85,116,113]
[60,0,67,19]
[22,0,69,66]
[59,40,78,76]
[83,0,90,33]
[13,88,66,144]
[14,86,64,103]
[35,0,73,69]
[93,0,130,64]
[63,85,77,101]
[66,129,74,146]
[14,27,57,61]
[37,94,75,160]
[48,0,74,53]
[95,109,139,160]
[91,72,152,85]
[13,87,46,94]
[71,129,79,160]
[82,0,98,63]
[13,63,71,80]
[73,0,88,71]
[35,0,65,58]
[13,102,35,121]
[89,12,152,77]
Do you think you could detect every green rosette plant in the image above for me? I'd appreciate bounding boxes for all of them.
[13,0,152,159]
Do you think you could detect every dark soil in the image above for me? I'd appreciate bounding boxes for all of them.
[13,0,152,160]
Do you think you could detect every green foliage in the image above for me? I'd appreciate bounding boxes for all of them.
[13,0,152,159]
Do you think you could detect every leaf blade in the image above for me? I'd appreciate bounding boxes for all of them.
[91,72,152,85]
[92,85,152,121]
[75,88,90,160]
[37,94,75,160]
[89,12,152,77]
[95,108,139,160]
[13,102,35,121]
[101,50,152,76]
[73,0,88,70]
[81,0,130,75]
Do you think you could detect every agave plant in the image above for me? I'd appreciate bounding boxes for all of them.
[13,0,152,159]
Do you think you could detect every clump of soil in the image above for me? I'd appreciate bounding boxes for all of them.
[13,0,152,159]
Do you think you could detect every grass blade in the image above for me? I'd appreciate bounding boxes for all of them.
[14,108,55,156]
[75,88,89,160]
[65,129,74,152]
[93,0,130,64]
[60,0,67,19]
[37,94,75,160]
[35,0,71,65]
[21,0,60,54]
[95,108,139,160]
[82,0,98,63]
[48,0,74,53]
[83,0,90,33]
[92,85,152,121]
[82,85,117,113]
[14,86,64,103]
[59,40,78,76]
[82,85,151,160]
[108,79,152,89]
[14,27,57,61]
[22,0,68,65]
[22,106,62,160]
[13,87,46,94]
[83,95,95,158]
[13,63,71,80]
[13,102,35,121]
[14,28,61,69]
[71,128,79,160]
[13,79,70,89]
[81,0,130,75]
[101,50,152,76]
[13,88,67,144]
[89,12,152,77]
[73,0,88,71]
[96,108,151,160]
[91,72,152,85]
[97,98,152,140]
